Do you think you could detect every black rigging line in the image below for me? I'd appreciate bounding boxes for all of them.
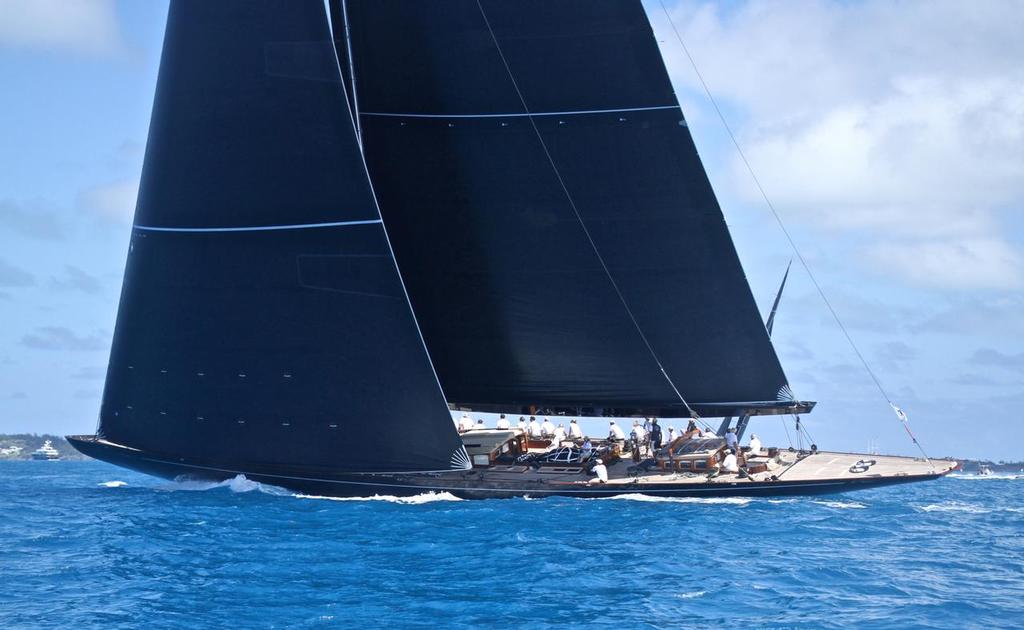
[656,0,933,467]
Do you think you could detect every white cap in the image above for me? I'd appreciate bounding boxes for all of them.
[595,459,603,464]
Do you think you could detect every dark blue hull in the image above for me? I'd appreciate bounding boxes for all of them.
[68,435,951,500]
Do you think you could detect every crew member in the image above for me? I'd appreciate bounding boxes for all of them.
[590,458,608,484]
[517,416,528,432]
[666,426,677,443]
[631,420,647,443]
[631,420,648,457]
[553,423,567,447]
[457,414,474,433]
[474,419,486,430]
[608,421,626,442]
[528,416,542,438]
[581,437,593,461]
[650,418,663,450]
[541,417,556,438]
[720,448,740,474]
[725,427,738,451]
[748,433,762,455]
[568,419,583,439]
[496,414,511,430]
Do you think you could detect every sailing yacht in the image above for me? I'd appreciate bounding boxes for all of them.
[69,0,956,498]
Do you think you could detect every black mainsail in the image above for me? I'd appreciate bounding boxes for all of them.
[343,0,793,415]
[94,0,466,473]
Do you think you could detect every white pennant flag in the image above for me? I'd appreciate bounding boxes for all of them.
[890,403,908,423]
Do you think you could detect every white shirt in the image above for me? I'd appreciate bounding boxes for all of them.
[517,420,528,430]
[608,424,625,440]
[631,424,647,441]
[528,420,542,437]
[667,429,677,442]
[541,420,555,436]
[568,422,583,438]
[553,426,566,443]
[458,416,474,431]
[496,417,511,429]
[721,452,739,473]
[749,436,762,454]
[592,462,608,483]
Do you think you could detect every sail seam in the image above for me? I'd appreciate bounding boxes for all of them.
[360,105,681,119]
[133,219,382,233]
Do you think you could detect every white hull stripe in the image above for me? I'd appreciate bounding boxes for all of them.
[134,219,382,233]
[360,105,681,120]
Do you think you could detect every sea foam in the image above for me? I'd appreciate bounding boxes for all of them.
[294,491,463,504]
[597,494,753,505]
[160,474,292,496]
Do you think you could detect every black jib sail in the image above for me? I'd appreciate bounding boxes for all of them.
[97,0,467,473]
[341,0,794,415]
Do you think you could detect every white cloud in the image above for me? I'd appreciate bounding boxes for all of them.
[49,264,104,295]
[20,326,109,352]
[0,0,124,55]
[0,257,35,288]
[866,237,1022,290]
[0,199,65,240]
[79,179,139,224]
[914,294,1024,337]
[653,0,1024,289]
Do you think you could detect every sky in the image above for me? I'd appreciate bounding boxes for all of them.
[0,0,1021,461]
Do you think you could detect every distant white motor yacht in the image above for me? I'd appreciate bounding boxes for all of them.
[31,440,60,461]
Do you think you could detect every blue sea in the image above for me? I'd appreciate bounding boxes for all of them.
[1,461,1022,629]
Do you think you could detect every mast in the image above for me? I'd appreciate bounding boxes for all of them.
[765,260,792,337]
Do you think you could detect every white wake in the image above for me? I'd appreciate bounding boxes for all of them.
[161,474,293,496]
[597,494,753,505]
[949,473,1023,481]
[294,491,463,504]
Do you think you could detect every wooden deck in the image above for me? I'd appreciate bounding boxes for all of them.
[476,450,958,488]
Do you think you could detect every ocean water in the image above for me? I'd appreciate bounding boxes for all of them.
[1,462,1022,629]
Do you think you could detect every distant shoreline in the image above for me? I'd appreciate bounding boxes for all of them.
[0,434,91,461]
